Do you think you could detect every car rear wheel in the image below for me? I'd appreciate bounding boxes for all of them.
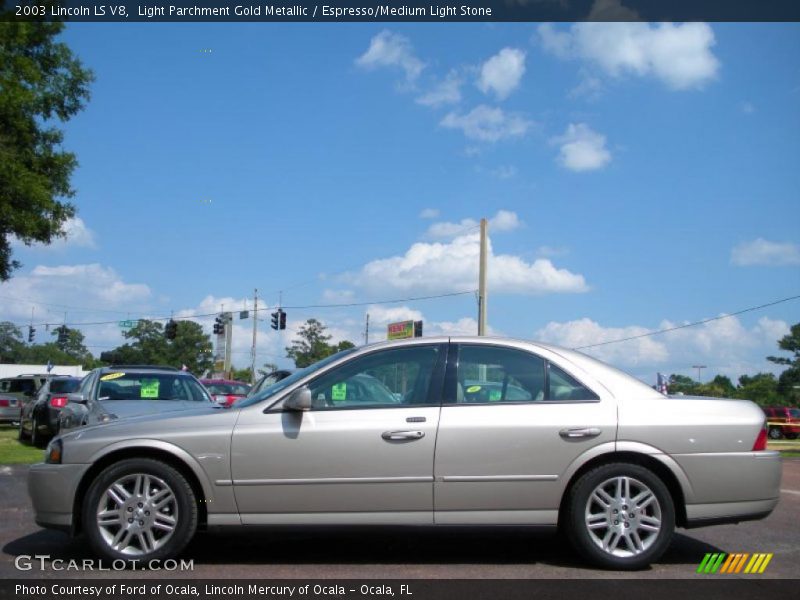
[565,463,675,570]
[30,415,43,448]
[768,427,783,440]
[18,418,30,442]
[83,458,197,564]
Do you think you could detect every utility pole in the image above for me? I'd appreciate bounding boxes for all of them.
[364,313,370,346]
[477,217,488,336]
[251,289,258,384]
[692,365,707,383]
[224,312,233,378]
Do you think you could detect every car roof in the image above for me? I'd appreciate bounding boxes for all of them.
[201,379,250,385]
[101,366,185,376]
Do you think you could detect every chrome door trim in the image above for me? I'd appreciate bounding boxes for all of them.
[437,474,558,482]
[232,476,434,486]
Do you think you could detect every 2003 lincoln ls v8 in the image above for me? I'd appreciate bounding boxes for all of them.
[28,337,781,569]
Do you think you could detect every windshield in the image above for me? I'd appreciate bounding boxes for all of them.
[236,349,358,408]
[97,372,212,402]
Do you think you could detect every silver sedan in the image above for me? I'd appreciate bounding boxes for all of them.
[28,336,781,570]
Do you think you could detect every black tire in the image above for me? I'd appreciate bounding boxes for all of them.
[565,462,675,570]
[18,417,30,442]
[768,427,783,440]
[83,458,197,565]
[30,415,43,448]
[785,433,798,440]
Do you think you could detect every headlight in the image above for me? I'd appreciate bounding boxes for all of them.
[45,439,63,464]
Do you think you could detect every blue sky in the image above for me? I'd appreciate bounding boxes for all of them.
[3,22,799,382]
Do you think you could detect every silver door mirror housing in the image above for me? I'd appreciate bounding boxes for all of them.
[283,386,312,411]
[67,393,88,404]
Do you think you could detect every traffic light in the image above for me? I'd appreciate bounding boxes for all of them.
[28,326,35,343]
[270,311,279,330]
[165,319,178,340]
[279,309,286,330]
[213,315,225,335]
[414,320,423,338]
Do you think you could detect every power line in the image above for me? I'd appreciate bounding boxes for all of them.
[573,293,800,351]
[7,289,477,329]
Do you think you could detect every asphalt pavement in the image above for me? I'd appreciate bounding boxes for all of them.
[2,461,799,579]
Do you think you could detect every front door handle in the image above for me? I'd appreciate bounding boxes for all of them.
[559,427,602,439]
[381,430,425,441]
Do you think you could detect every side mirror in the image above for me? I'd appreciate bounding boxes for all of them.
[67,393,88,405]
[283,386,312,411]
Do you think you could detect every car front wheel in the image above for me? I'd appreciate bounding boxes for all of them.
[83,458,197,564]
[565,463,675,570]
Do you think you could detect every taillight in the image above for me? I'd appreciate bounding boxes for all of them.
[50,396,68,408]
[752,424,768,451]
[0,399,8,407]
[226,395,237,405]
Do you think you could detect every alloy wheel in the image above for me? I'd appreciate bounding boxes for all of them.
[95,473,178,556]
[584,475,662,558]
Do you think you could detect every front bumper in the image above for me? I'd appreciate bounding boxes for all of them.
[28,462,91,533]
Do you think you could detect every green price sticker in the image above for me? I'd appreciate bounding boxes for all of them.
[489,389,502,401]
[466,385,482,393]
[140,379,160,399]
[331,383,347,402]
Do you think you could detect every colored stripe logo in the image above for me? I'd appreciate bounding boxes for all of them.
[697,553,773,574]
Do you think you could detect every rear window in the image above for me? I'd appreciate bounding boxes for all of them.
[97,372,211,402]
[50,379,80,394]
[206,383,250,396]
[790,409,800,419]
[0,378,37,393]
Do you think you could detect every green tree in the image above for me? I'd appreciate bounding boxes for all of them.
[52,325,92,363]
[768,323,800,404]
[231,367,252,382]
[0,321,25,363]
[734,373,781,406]
[286,319,355,368]
[0,15,94,280]
[667,374,700,396]
[100,319,212,374]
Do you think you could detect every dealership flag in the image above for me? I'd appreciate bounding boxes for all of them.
[657,373,669,395]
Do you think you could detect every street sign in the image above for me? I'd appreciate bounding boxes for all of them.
[387,320,415,340]
[118,320,136,329]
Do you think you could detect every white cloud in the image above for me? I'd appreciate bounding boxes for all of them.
[536,315,791,379]
[489,165,517,179]
[356,30,424,83]
[419,208,440,219]
[551,123,611,172]
[29,264,150,305]
[740,101,756,115]
[538,22,719,91]
[12,217,97,251]
[416,70,463,107]
[477,48,526,100]
[731,238,800,267]
[536,245,569,258]
[348,231,588,296]
[440,105,532,142]
[321,289,356,303]
[425,210,522,239]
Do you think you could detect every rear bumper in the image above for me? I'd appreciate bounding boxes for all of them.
[28,462,90,533]
[674,450,781,526]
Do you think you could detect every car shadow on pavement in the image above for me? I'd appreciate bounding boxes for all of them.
[3,527,725,572]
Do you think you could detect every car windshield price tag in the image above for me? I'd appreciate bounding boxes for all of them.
[331,382,347,401]
[140,379,160,399]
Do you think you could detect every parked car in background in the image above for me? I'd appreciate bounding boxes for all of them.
[58,366,214,434]
[0,374,51,425]
[19,376,82,447]
[246,369,294,398]
[201,379,251,406]
[762,406,800,440]
[30,337,780,570]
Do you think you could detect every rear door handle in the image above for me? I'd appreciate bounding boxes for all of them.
[559,427,602,439]
[382,430,425,441]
